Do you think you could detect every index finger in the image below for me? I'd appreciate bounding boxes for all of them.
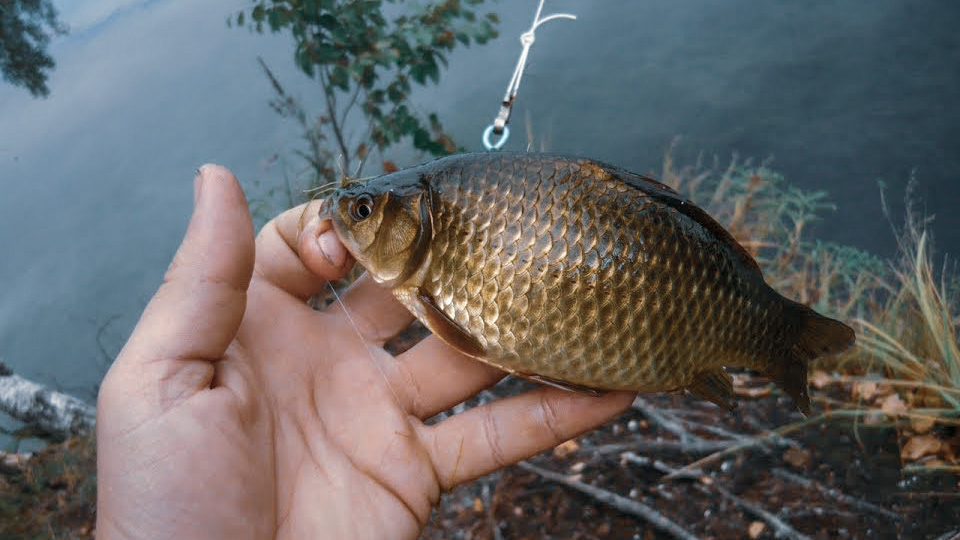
[254,199,353,300]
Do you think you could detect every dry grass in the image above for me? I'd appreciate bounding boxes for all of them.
[662,149,959,472]
[0,434,96,539]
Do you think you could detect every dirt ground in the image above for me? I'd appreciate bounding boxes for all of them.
[1,323,958,539]
[397,322,960,540]
[420,381,959,540]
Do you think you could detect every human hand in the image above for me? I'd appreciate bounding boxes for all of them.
[96,165,635,540]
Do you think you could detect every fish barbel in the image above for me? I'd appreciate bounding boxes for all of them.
[320,152,855,413]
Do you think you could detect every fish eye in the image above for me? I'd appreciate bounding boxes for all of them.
[350,194,374,221]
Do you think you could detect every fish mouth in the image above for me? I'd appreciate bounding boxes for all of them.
[316,196,333,220]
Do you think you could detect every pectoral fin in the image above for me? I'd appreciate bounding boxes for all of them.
[520,373,605,396]
[687,369,736,411]
[399,287,487,359]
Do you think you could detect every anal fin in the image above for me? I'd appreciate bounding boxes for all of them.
[521,373,605,397]
[687,369,736,411]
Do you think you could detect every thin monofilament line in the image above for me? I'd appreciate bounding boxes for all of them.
[326,281,405,410]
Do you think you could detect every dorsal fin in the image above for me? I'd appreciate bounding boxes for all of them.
[433,152,764,275]
[600,163,763,275]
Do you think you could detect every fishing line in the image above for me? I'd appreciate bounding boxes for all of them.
[482,0,576,151]
[326,280,407,411]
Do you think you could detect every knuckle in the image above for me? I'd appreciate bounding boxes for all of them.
[481,406,509,469]
[537,392,566,442]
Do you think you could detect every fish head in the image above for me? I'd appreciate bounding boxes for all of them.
[323,170,433,287]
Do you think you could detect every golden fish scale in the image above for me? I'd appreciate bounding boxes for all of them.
[417,155,791,391]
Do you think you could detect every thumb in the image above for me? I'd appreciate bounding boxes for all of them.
[114,164,254,388]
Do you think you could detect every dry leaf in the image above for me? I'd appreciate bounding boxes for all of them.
[853,380,879,400]
[748,520,766,539]
[553,439,580,458]
[911,416,935,434]
[735,386,772,398]
[473,497,484,512]
[880,393,908,417]
[783,446,813,469]
[810,370,832,389]
[902,434,944,460]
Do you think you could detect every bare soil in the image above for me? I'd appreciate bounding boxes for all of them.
[420,382,959,539]
[1,323,957,539]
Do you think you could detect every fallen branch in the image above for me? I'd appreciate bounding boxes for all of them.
[517,461,701,540]
[771,467,901,521]
[0,360,95,439]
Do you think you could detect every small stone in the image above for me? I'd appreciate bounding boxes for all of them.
[748,521,766,538]
[627,419,639,431]
[782,446,812,469]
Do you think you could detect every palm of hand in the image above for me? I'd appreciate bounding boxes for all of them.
[96,166,633,540]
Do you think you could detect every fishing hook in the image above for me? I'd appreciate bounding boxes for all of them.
[482,0,576,151]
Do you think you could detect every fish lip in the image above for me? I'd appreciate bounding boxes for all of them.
[315,195,335,221]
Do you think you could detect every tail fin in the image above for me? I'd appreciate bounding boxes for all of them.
[768,300,856,415]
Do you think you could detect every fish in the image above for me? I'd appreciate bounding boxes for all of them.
[320,152,855,414]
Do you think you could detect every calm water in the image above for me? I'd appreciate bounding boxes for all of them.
[0,0,957,430]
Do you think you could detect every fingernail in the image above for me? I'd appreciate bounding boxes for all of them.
[317,230,346,268]
[193,167,205,205]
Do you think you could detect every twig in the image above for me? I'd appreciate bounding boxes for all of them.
[664,412,868,480]
[694,483,813,540]
[621,451,702,480]
[517,461,701,540]
[593,438,735,456]
[631,396,800,456]
[632,396,699,443]
[641,452,812,540]
[674,415,753,443]
[896,491,960,499]
[771,467,902,520]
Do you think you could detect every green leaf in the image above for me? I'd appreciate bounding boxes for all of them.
[234,0,499,190]
[251,5,265,23]
[331,65,350,90]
